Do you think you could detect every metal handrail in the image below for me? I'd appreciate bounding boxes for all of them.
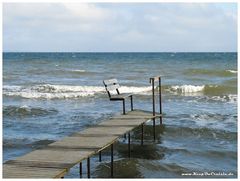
[150,76,163,125]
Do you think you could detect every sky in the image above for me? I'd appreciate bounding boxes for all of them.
[3,3,238,52]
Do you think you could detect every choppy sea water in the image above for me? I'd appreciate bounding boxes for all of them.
[3,52,237,178]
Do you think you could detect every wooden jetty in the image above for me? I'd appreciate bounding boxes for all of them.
[3,76,163,178]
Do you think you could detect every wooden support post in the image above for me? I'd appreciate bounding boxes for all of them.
[128,132,131,158]
[99,151,102,162]
[111,144,114,178]
[123,100,126,114]
[153,118,156,141]
[87,157,90,178]
[79,162,82,178]
[130,95,133,111]
[141,123,144,146]
[159,77,163,125]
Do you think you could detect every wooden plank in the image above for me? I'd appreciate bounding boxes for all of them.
[76,126,134,136]
[111,110,162,119]
[5,160,73,169]
[127,109,162,117]
[48,135,118,151]
[103,79,118,85]
[13,149,93,168]
[3,164,66,178]
[99,118,145,127]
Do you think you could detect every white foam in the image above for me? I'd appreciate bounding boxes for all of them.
[71,69,86,73]
[210,94,237,103]
[169,85,205,93]
[3,84,152,99]
[226,70,237,74]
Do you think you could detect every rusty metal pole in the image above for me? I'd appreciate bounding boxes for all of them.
[79,162,82,178]
[111,144,114,178]
[151,78,156,141]
[159,77,163,125]
[87,157,90,178]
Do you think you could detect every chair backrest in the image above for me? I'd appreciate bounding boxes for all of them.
[103,79,120,98]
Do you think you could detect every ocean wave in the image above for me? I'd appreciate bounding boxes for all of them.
[168,85,205,93]
[3,105,58,117]
[3,83,237,102]
[71,69,86,73]
[209,95,237,103]
[3,84,152,99]
[184,69,237,77]
[166,84,237,96]
[164,126,237,141]
[226,70,237,74]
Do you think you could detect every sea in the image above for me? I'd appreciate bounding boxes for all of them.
[2,52,237,178]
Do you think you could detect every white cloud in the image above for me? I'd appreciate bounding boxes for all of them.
[3,3,237,52]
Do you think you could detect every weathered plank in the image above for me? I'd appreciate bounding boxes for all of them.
[3,164,66,178]
[76,126,134,136]
[99,118,145,127]
[12,149,93,168]
[48,135,118,151]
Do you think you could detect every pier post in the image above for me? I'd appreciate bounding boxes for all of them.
[79,162,82,178]
[128,132,131,158]
[111,144,114,178]
[87,157,90,178]
[130,95,133,111]
[123,100,126,114]
[99,151,102,162]
[141,123,144,146]
[153,118,156,141]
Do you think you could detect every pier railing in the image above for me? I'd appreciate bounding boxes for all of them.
[150,76,163,140]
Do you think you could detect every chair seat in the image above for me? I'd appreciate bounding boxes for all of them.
[110,94,132,100]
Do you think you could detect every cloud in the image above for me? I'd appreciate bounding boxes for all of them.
[3,3,237,52]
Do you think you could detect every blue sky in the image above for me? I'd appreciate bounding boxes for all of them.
[3,3,237,52]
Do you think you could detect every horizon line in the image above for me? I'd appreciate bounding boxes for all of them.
[3,51,238,53]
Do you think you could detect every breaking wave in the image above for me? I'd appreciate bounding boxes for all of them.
[166,84,237,96]
[168,85,205,93]
[226,70,237,74]
[3,83,237,103]
[3,84,152,99]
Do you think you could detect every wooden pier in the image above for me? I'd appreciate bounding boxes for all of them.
[3,76,163,178]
